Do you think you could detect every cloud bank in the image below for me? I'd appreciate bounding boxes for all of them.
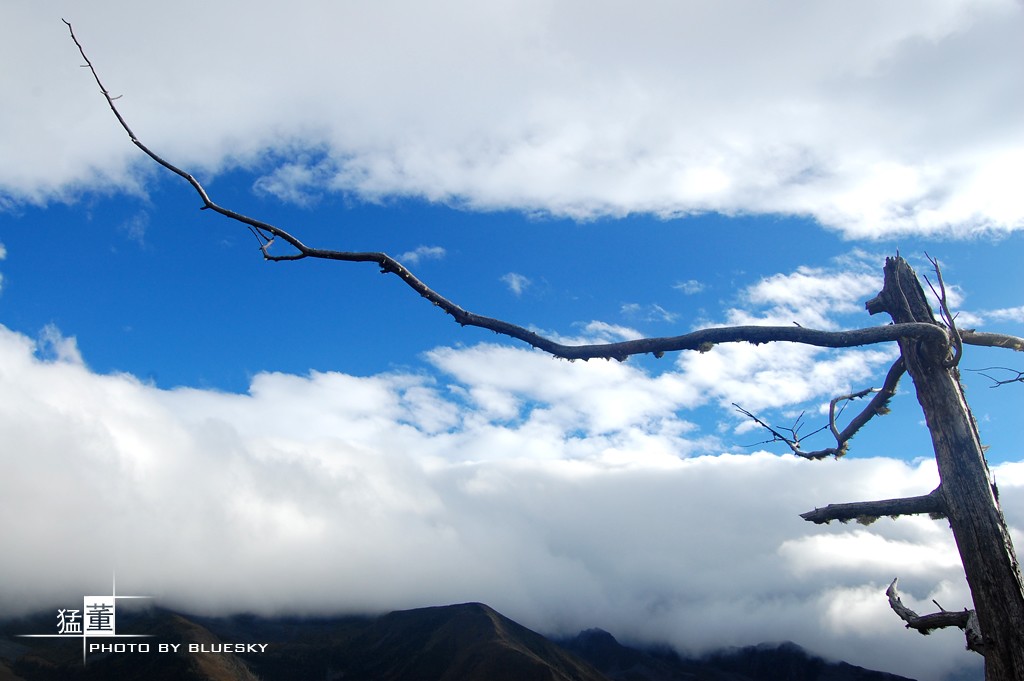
[4,0,1024,236]
[0,320,1009,681]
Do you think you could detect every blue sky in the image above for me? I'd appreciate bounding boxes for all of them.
[3,3,1024,680]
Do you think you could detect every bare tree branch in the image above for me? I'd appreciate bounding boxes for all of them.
[733,405,826,457]
[735,357,905,460]
[64,19,957,364]
[886,578,983,653]
[801,486,946,524]
[964,366,1024,388]
[923,254,963,368]
[961,330,1024,352]
[826,357,905,457]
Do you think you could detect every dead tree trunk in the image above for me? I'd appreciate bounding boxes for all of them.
[866,257,1024,681]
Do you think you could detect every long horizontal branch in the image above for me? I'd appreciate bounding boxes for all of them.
[886,578,982,653]
[65,21,961,362]
[800,486,945,524]
[961,329,1024,352]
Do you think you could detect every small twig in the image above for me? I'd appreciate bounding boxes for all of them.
[924,254,962,368]
[965,366,1024,388]
[733,404,807,456]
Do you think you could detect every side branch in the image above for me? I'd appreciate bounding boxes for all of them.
[923,254,962,368]
[801,486,945,525]
[966,366,1024,388]
[886,579,983,653]
[64,21,952,362]
[736,357,905,460]
[825,357,905,458]
[961,330,1024,352]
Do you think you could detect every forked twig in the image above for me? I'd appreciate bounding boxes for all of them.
[965,366,1024,388]
[736,357,904,460]
[923,254,962,368]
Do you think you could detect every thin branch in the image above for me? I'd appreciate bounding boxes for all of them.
[735,357,905,460]
[923,254,962,368]
[801,486,946,524]
[885,579,982,654]
[65,21,955,363]
[828,357,905,454]
[733,405,823,457]
[964,366,1024,388]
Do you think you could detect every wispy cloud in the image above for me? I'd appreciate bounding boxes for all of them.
[252,156,335,207]
[674,279,705,295]
[35,323,84,365]
[978,305,1024,324]
[501,272,531,296]
[398,245,447,265]
[621,302,678,323]
[119,211,149,248]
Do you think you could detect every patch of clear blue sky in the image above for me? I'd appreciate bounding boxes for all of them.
[2,168,1022,461]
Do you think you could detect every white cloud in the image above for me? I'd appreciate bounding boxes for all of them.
[252,155,335,206]
[678,342,897,414]
[0,320,1011,679]
[674,255,899,415]
[426,343,703,439]
[673,279,705,295]
[621,302,678,323]
[981,305,1024,324]
[35,323,85,365]
[4,1,1024,237]
[398,245,447,265]
[501,272,531,296]
[572,321,644,343]
[742,260,881,329]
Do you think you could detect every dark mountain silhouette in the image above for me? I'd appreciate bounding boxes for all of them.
[560,628,915,681]
[0,603,915,681]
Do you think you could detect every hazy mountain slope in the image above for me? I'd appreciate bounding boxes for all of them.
[560,629,915,681]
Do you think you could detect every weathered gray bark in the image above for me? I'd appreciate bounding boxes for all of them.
[800,486,944,525]
[866,257,1024,681]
